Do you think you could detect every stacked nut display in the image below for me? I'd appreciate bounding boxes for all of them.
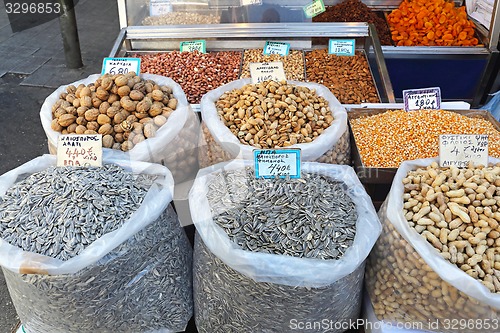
[50,72,178,151]
[305,50,379,104]
[136,51,242,104]
[366,162,500,331]
[142,12,220,25]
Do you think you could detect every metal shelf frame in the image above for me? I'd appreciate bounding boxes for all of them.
[109,22,396,104]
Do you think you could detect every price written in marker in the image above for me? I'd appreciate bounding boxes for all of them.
[263,41,290,56]
[303,0,325,18]
[439,134,488,168]
[57,134,103,167]
[403,87,441,111]
[241,0,262,5]
[254,149,301,179]
[101,57,141,76]
[180,40,206,53]
[249,61,287,84]
[149,0,172,16]
[328,39,355,56]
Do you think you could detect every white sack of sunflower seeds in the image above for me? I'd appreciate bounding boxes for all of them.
[0,154,192,333]
[190,159,381,332]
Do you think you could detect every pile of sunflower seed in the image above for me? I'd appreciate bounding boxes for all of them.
[194,167,363,332]
[194,237,364,333]
[207,167,357,260]
[4,205,193,333]
[0,164,155,260]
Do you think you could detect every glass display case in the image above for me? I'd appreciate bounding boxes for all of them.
[316,0,500,105]
[112,1,396,109]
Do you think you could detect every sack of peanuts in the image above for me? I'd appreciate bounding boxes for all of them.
[0,155,193,333]
[198,79,350,168]
[366,157,500,333]
[40,73,200,182]
[190,160,381,332]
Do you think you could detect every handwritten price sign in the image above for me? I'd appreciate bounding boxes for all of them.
[263,41,290,56]
[328,39,355,56]
[303,0,325,18]
[249,61,286,84]
[403,87,441,111]
[439,134,488,168]
[149,0,172,16]
[57,134,102,167]
[101,57,141,76]
[254,149,301,179]
[180,40,206,53]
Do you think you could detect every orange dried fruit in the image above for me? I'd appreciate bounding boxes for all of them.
[387,0,479,46]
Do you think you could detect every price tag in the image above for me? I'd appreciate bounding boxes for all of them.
[254,149,301,179]
[101,57,141,76]
[328,39,355,56]
[249,62,286,84]
[149,0,172,16]
[263,41,290,56]
[241,0,262,5]
[180,40,206,53]
[403,87,441,111]
[439,134,488,168]
[57,134,103,167]
[303,0,325,18]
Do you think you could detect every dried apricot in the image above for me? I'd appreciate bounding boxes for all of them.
[387,0,479,46]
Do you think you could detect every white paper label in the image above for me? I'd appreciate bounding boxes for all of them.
[249,61,286,84]
[254,149,301,178]
[101,57,141,76]
[149,1,172,16]
[403,87,441,111]
[241,0,262,5]
[439,134,488,168]
[57,134,103,167]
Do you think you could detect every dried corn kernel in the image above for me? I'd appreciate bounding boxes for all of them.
[387,0,479,46]
[350,109,500,167]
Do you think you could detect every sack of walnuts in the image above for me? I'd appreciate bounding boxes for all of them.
[40,72,200,182]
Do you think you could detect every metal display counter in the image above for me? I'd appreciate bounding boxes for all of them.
[317,0,500,106]
[108,22,396,109]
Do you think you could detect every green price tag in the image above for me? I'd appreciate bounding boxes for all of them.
[263,41,290,56]
[180,40,206,53]
[303,0,325,18]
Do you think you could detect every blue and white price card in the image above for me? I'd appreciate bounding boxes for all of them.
[439,134,488,168]
[254,149,301,179]
[403,87,441,111]
[328,39,355,56]
[263,41,290,56]
[180,40,206,53]
[101,57,141,75]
